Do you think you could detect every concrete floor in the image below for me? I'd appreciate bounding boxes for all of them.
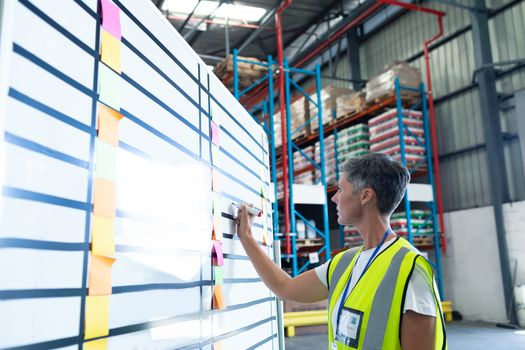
[284,322,525,349]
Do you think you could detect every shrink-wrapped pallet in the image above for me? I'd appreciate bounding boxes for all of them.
[365,61,421,103]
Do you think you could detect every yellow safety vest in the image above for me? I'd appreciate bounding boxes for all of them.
[327,237,447,349]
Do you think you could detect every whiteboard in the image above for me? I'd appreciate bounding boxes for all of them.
[0,0,280,349]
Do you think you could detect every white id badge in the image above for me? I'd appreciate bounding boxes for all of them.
[335,307,363,348]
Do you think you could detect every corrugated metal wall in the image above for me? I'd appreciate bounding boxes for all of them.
[322,0,525,211]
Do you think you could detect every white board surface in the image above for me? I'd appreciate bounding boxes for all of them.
[0,0,279,349]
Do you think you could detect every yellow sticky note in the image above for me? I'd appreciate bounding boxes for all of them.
[98,103,123,147]
[93,178,116,218]
[88,255,115,296]
[213,285,226,309]
[84,295,110,339]
[101,29,121,73]
[84,338,108,350]
[91,216,115,258]
[212,217,222,241]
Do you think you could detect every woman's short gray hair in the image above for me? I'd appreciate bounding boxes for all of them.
[340,153,410,215]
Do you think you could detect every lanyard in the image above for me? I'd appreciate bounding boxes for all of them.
[336,229,391,334]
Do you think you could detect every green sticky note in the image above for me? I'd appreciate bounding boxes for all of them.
[99,64,121,110]
[95,140,117,181]
[214,266,224,285]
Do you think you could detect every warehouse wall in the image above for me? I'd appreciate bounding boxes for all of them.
[442,200,525,323]
[323,0,525,211]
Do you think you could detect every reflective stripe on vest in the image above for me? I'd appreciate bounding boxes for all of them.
[328,247,360,302]
[361,247,410,349]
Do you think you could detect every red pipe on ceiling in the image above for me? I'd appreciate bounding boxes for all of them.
[378,0,447,253]
[275,0,293,256]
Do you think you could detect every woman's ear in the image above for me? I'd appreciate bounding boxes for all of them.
[361,188,375,206]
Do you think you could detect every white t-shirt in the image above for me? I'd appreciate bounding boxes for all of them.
[314,237,437,333]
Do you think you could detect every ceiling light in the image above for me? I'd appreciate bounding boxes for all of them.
[162,0,266,22]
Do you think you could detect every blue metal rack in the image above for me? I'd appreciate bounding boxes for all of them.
[393,78,444,298]
[282,59,331,276]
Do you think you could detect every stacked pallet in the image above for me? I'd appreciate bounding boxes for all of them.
[273,97,308,148]
[309,86,354,132]
[335,91,366,118]
[336,124,370,164]
[368,108,426,165]
[365,61,421,104]
[391,210,434,246]
[213,55,267,93]
[314,135,336,186]
[275,146,315,200]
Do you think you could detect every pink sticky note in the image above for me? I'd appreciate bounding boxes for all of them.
[211,121,220,146]
[212,241,224,266]
[101,0,121,40]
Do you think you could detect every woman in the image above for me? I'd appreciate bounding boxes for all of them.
[236,153,446,349]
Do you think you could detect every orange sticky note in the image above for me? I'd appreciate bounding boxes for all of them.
[213,341,223,350]
[93,178,116,217]
[212,169,220,192]
[97,103,123,146]
[84,338,108,350]
[88,255,115,296]
[212,217,222,241]
[213,285,226,309]
[100,29,121,73]
[91,216,115,258]
[84,295,110,339]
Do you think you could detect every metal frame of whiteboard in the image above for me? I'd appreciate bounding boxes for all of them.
[0,0,283,349]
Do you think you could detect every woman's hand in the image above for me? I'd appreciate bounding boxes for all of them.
[236,203,255,240]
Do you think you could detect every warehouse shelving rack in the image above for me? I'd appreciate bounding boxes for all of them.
[280,77,444,296]
[282,59,331,276]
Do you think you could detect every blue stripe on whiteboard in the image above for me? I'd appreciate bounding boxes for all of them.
[247,334,278,350]
[223,278,262,284]
[223,253,250,261]
[0,288,81,300]
[8,88,95,135]
[0,336,80,350]
[5,132,90,169]
[112,281,212,294]
[0,238,86,251]
[219,124,268,169]
[120,72,207,141]
[119,108,200,162]
[13,43,94,97]
[72,0,96,19]
[19,0,96,56]
[2,186,90,212]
